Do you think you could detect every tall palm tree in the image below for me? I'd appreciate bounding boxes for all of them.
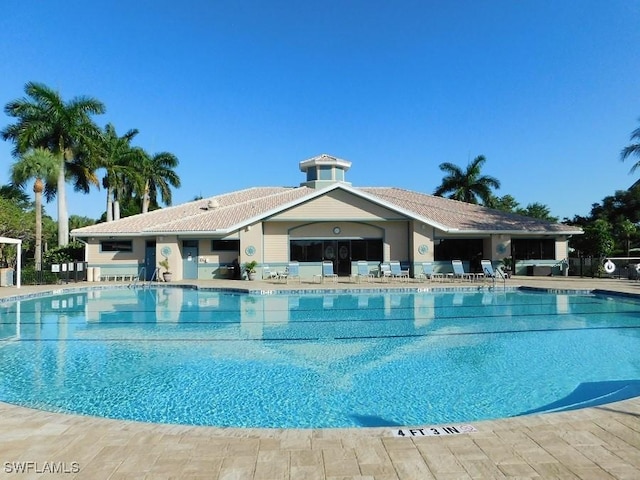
[135,149,181,214]
[433,155,500,205]
[94,123,141,221]
[621,119,640,173]
[10,148,60,269]
[2,81,105,245]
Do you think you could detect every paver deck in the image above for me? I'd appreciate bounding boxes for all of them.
[1,276,639,479]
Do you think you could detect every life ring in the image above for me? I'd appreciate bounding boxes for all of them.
[603,260,616,274]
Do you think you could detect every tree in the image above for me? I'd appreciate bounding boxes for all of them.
[621,118,640,173]
[93,123,141,221]
[135,150,181,214]
[10,148,59,269]
[2,81,105,246]
[486,194,520,212]
[516,203,558,222]
[618,219,636,257]
[0,184,31,210]
[434,155,500,205]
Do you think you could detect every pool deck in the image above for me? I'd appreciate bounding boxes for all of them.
[1,276,640,479]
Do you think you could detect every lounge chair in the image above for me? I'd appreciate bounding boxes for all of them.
[451,260,476,282]
[390,261,410,282]
[284,261,301,283]
[418,262,443,282]
[355,261,374,283]
[322,261,338,283]
[481,260,507,281]
[262,265,279,280]
[379,262,392,282]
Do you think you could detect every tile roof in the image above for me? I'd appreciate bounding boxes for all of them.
[71,184,581,237]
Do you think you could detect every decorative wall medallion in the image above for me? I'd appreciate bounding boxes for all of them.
[418,244,429,255]
[333,226,341,235]
[161,246,172,257]
[245,245,256,256]
[496,243,507,255]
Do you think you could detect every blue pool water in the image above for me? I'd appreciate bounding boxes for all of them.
[0,287,639,428]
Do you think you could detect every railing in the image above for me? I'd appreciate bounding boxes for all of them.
[129,267,159,289]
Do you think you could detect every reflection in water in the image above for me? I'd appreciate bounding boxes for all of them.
[0,288,639,428]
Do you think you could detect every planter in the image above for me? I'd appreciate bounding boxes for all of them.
[163,272,173,282]
[248,272,256,281]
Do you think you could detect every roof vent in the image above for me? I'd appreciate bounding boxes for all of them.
[207,199,220,210]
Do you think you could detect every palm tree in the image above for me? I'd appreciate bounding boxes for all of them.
[135,149,181,214]
[621,119,640,173]
[10,148,60,269]
[2,81,105,245]
[433,155,501,205]
[94,123,141,221]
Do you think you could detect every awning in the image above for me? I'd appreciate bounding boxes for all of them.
[0,237,22,288]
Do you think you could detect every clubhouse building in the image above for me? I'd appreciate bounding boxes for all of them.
[70,154,582,281]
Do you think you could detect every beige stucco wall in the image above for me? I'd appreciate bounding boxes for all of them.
[273,189,404,220]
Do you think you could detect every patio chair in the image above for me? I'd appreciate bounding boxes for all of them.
[379,262,392,282]
[284,261,301,283]
[390,261,410,282]
[262,265,279,280]
[322,261,338,283]
[355,261,374,283]
[451,260,476,282]
[418,262,443,282]
[481,260,507,281]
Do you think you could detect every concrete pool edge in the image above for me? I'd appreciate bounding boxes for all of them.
[2,277,640,478]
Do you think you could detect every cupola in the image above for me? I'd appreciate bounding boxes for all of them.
[299,154,352,188]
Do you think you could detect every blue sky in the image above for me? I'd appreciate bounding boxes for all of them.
[1,0,639,221]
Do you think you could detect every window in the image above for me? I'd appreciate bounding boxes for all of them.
[319,165,332,180]
[290,240,323,262]
[101,240,133,252]
[211,240,240,251]
[434,239,483,261]
[512,238,555,260]
[290,239,382,262]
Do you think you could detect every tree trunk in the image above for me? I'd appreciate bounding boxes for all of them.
[34,178,43,270]
[106,186,113,222]
[57,157,69,246]
[142,181,150,214]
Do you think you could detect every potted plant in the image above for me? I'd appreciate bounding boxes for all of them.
[500,256,513,277]
[243,260,259,280]
[159,257,172,282]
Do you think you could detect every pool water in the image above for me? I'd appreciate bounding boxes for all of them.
[0,287,639,428]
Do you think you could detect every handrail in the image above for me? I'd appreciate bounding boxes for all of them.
[130,266,159,289]
[130,267,146,289]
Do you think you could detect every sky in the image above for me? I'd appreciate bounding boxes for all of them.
[1,0,639,222]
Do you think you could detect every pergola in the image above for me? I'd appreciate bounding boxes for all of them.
[0,236,22,288]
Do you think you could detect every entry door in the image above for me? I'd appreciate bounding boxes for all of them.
[182,241,199,279]
[336,241,351,276]
[144,241,156,280]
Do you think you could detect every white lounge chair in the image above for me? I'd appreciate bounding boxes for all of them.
[284,261,301,283]
[355,261,374,283]
[451,260,476,282]
[262,265,279,280]
[322,261,338,283]
[418,262,443,282]
[481,260,507,281]
[390,261,410,282]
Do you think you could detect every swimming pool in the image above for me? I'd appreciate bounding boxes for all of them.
[0,286,639,428]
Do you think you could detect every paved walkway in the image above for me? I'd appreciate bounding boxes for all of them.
[1,276,639,479]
